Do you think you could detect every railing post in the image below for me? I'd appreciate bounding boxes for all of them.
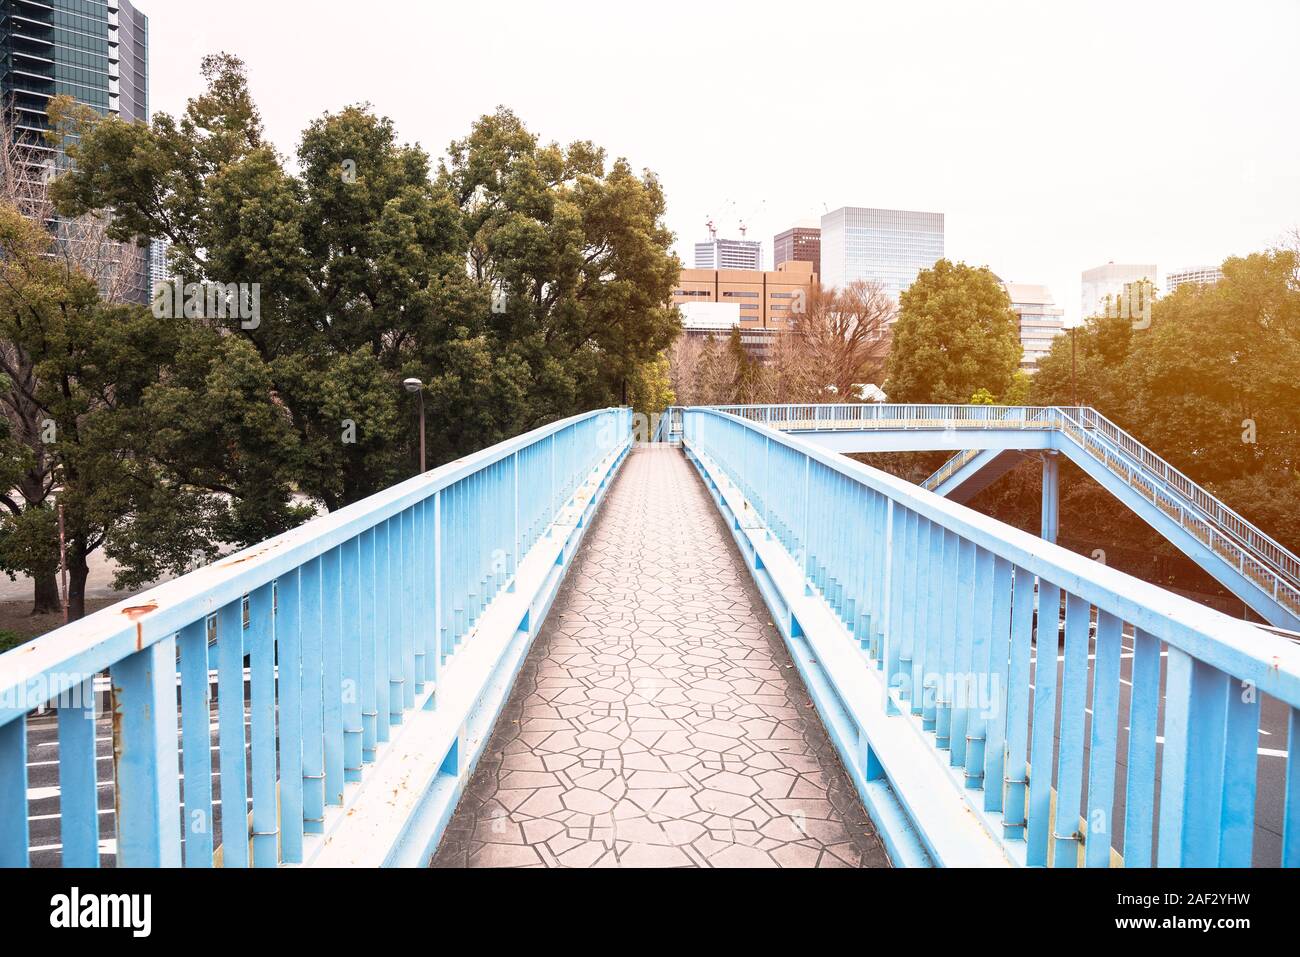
[300,557,326,833]
[58,677,100,868]
[249,583,280,865]
[0,715,28,867]
[111,637,182,867]
[433,490,443,679]
[178,620,214,867]
[277,569,305,863]
[323,547,346,802]
[1219,675,1261,866]
[1158,648,1229,866]
[341,539,364,782]
[216,601,249,867]
[1026,581,1060,865]
[512,451,520,584]
[801,455,811,587]
[1285,708,1300,867]
[881,499,898,714]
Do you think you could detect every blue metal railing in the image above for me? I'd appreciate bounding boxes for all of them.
[712,403,1300,622]
[684,407,1300,866]
[653,407,682,444]
[0,407,631,868]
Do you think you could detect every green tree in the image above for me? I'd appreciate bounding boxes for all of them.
[50,58,475,509]
[727,327,765,403]
[440,106,681,413]
[0,204,288,616]
[51,57,680,514]
[626,352,674,420]
[1027,246,1300,558]
[885,259,1022,403]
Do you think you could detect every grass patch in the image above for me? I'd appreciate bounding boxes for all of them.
[0,628,28,654]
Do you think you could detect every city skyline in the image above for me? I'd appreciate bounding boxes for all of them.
[141,0,1298,328]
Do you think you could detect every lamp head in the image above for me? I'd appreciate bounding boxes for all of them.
[402,378,423,394]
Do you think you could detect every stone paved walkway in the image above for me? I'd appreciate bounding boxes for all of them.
[431,445,889,868]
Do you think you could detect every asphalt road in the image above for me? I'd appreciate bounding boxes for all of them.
[1027,629,1290,867]
[22,676,250,868]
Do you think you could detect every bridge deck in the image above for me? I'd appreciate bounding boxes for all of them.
[432,446,888,868]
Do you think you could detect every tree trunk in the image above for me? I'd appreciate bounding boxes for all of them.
[15,446,56,614]
[67,550,89,622]
[31,570,61,616]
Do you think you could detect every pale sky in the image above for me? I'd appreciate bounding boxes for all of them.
[148,0,1300,324]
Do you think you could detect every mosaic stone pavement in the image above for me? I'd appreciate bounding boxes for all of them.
[431,445,889,868]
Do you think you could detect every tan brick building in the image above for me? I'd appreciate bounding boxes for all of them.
[672,259,817,330]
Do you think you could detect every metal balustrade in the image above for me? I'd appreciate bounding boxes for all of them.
[0,408,631,868]
[683,407,1300,867]
[712,402,1066,433]
[704,403,1300,624]
[922,448,982,491]
[1058,407,1300,585]
[653,406,683,444]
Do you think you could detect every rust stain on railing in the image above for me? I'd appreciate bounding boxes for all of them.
[121,602,159,650]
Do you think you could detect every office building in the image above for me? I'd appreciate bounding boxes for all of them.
[1166,265,1223,294]
[1081,262,1157,320]
[773,225,821,275]
[1003,281,1066,372]
[819,206,944,299]
[694,237,762,271]
[673,260,816,330]
[1,0,152,303]
[676,300,784,362]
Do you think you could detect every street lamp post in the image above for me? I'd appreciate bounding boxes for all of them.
[403,377,426,474]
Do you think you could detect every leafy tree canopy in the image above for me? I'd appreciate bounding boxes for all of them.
[50,54,680,515]
[1029,247,1300,553]
[885,259,1022,403]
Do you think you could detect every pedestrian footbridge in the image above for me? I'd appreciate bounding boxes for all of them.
[2,406,1298,868]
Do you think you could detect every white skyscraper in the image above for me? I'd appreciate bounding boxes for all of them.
[819,206,944,299]
[694,238,762,271]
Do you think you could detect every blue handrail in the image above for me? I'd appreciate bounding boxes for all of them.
[711,403,1300,620]
[653,407,682,443]
[0,407,631,868]
[684,406,1300,867]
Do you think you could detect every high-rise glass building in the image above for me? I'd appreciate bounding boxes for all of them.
[816,205,941,299]
[1,0,151,303]
[820,206,945,300]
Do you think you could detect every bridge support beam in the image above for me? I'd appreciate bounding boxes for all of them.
[1040,452,1060,545]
